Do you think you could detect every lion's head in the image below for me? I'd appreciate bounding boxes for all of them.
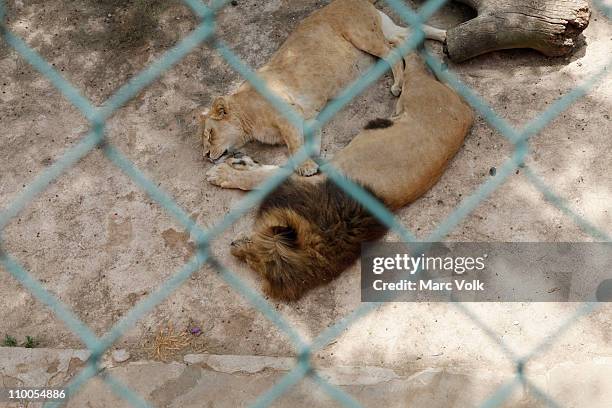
[199,96,246,162]
[230,179,388,301]
[230,207,326,301]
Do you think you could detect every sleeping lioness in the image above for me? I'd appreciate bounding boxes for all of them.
[206,54,474,301]
[199,0,446,176]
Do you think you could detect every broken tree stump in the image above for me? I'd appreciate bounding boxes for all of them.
[444,0,591,61]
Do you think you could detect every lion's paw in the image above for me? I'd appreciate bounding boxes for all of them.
[295,159,319,177]
[206,163,239,188]
[391,84,402,97]
[225,155,260,171]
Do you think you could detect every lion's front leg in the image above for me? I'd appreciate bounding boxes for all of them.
[278,122,320,177]
[206,155,279,190]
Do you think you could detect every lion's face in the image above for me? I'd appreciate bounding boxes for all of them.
[199,96,246,162]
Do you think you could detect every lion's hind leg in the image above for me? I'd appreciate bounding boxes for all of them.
[378,10,446,45]
[378,10,408,46]
[342,9,404,96]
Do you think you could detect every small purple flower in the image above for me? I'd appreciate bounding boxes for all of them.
[190,327,202,336]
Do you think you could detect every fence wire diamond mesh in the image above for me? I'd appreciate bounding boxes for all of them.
[0,0,610,407]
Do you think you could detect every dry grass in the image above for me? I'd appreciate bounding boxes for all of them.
[148,324,192,362]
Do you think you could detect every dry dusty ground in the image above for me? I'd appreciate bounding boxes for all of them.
[0,0,611,405]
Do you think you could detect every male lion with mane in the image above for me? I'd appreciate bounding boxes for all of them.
[206,54,474,301]
[199,0,446,176]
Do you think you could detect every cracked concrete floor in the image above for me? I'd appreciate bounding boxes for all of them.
[0,0,611,405]
[3,347,612,407]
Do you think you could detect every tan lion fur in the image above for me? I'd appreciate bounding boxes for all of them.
[207,54,474,301]
[199,0,446,177]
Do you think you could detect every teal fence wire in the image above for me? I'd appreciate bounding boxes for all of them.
[1,0,611,406]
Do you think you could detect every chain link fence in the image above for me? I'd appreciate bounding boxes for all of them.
[0,0,610,406]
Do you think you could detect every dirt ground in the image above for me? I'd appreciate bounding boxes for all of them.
[0,0,611,403]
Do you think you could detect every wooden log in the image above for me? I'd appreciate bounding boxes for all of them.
[444,0,591,61]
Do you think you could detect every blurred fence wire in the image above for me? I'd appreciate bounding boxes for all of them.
[0,0,611,406]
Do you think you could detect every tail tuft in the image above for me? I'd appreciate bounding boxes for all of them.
[364,118,394,130]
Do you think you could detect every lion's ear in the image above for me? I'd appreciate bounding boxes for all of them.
[210,97,228,120]
[270,225,299,248]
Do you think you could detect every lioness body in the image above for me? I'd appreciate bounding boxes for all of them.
[200,0,446,176]
[208,55,473,206]
[331,56,473,209]
[206,55,474,301]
